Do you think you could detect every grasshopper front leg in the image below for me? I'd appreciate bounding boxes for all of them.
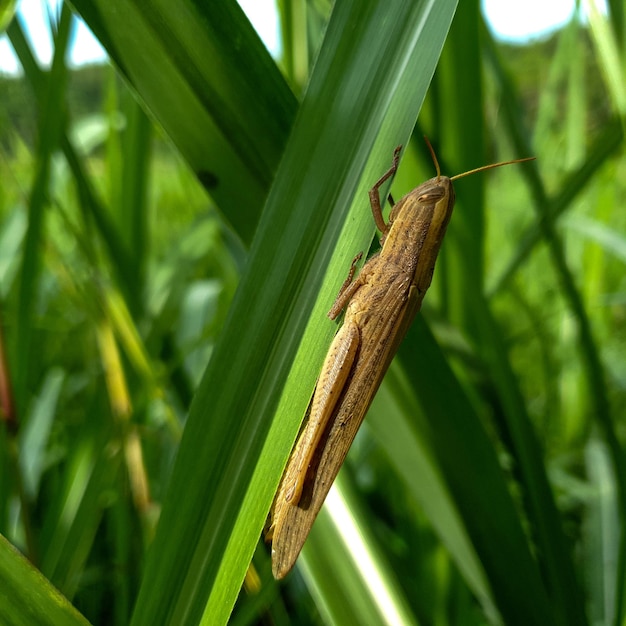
[368,145,401,241]
[328,252,364,320]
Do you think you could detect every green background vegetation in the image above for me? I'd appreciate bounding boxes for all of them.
[0,1,624,625]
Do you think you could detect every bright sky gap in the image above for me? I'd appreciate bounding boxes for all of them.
[0,0,607,76]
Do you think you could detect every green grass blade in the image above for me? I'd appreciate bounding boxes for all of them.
[130,1,458,624]
[429,0,487,318]
[586,1,626,115]
[411,13,588,620]
[38,415,121,599]
[3,2,620,624]
[106,91,153,310]
[300,474,419,626]
[0,535,91,626]
[397,316,557,625]
[584,438,620,626]
[488,118,623,294]
[483,21,626,552]
[0,0,17,32]
[13,7,72,420]
[6,18,137,297]
[471,298,588,625]
[69,0,298,244]
[368,367,498,618]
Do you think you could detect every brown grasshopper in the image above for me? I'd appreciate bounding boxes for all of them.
[268,141,534,579]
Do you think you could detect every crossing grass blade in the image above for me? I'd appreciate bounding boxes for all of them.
[129,2,458,624]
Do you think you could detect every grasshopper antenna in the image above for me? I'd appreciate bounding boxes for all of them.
[423,136,441,181]
[450,156,535,181]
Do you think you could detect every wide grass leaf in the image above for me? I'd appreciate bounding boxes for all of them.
[69,0,297,244]
[0,535,91,626]
[130,1,458,624]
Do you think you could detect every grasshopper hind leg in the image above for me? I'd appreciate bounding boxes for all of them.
[283,320,360,505]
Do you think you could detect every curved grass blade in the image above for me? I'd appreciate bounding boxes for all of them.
[69,0,298,244]
[130,1,458,624]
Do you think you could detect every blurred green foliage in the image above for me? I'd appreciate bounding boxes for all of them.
[0,1,624,625]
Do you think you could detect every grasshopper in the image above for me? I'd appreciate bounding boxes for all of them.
[268,141,534,579]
